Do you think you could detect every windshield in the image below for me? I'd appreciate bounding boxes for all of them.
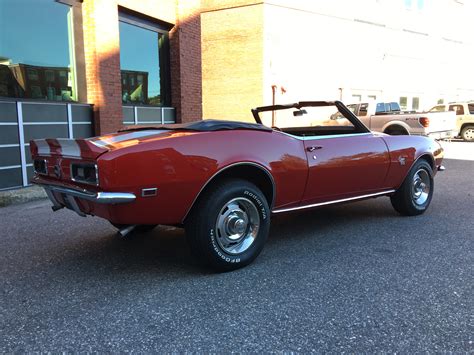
[259,105,354,129]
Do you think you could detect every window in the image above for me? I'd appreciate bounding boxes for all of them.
[258,104,362,138]
[449,104,465,115]
[119,13,171,106]
[429,105,446,112]
[399,97,408,110]
[359,103,369,116]
[0,0,75,101]
[468,104,474,114]
[412,97,420,111]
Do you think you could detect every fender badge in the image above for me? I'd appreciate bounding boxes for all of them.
[398,156,406,166]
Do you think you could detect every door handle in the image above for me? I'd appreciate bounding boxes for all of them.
[306,146,323,152]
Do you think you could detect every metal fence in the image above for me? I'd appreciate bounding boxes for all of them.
[0,100,94,190]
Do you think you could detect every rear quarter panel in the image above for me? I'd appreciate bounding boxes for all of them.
[97,130,308,225]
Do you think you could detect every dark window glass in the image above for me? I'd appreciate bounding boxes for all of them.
[359,103,368,116]
[449,104,464,115]
[468,104,474,114]
[0,0,75,101]
[119,17,169,106]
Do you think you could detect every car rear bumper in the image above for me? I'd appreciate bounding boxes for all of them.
[426,130,456,140]
[33,180,136,217]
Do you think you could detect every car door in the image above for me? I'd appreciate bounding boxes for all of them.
[301,133,391,205]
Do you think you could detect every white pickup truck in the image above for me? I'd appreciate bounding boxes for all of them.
[347,102,457,139]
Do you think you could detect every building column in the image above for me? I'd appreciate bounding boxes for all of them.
[82,0,123,135]
[170,0,203,123]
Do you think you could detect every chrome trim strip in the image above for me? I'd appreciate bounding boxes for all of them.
[17,102,28,187]
[37,183,136,204]
[277,131,373,141]
[272,190,396,214]
[181,161,276,223]
[67,103,73,138]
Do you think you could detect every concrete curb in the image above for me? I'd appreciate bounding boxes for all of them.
[0,186,47,207]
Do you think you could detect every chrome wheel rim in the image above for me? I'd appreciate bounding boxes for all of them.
[215,197,260,255]
[412,169,430,206]
[464,128,474,140]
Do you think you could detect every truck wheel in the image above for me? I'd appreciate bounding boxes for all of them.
[390,160,434,216]
[384,126,409,135]
[185,178,270,272]
[461,126,474,141]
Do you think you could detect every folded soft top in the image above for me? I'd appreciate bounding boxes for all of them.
[120,119,272,133]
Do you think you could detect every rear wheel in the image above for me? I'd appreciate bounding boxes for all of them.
[461,125,474,142]
[185,179,270,272]
[384,126,409,136]
[390,159,434,216]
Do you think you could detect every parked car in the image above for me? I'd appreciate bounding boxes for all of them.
[30,101,445,271]
[347,101,456,139]
[428,102,474,141]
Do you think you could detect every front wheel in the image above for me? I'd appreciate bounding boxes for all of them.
[185,179,270,272]
[390,159,434,216]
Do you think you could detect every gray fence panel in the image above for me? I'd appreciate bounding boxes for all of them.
[122,106,134,124]
[72,124,93,138]
[0,147,21,167]
[0,102,17,122]
[22,103,67,123]
[71,105,93,123]
[137,107,162,123]
[0,168,22,189]
[0,126,19,145]
[23,124,69,143]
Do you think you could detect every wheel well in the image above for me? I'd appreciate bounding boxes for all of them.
[183,163,275,222]
[384,125,409,135]
[417,154,435,171]
[460,123,474,132]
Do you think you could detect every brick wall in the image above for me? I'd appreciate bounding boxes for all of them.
[81,0,202,134]
[201,2,265,122]
[170,0,203,123]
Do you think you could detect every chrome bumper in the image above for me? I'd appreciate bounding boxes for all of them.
[35,182,136,217]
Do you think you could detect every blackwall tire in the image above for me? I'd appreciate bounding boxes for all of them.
[390,160,434,216]
[185,178,270,272]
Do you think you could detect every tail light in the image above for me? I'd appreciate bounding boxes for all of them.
[70,162,98,186]
[33,159,48,175]
[419,117,430,128]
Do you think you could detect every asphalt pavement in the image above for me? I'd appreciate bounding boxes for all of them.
[0,159,473,352]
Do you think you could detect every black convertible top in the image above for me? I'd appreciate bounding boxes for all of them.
[120,119,272,133]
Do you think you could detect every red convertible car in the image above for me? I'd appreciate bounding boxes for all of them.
[31,101,444,271]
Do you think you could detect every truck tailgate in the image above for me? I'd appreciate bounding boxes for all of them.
[424,111,457,134]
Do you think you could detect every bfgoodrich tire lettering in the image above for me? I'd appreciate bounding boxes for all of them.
[390,159,434,216]
[185,178,270,272]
